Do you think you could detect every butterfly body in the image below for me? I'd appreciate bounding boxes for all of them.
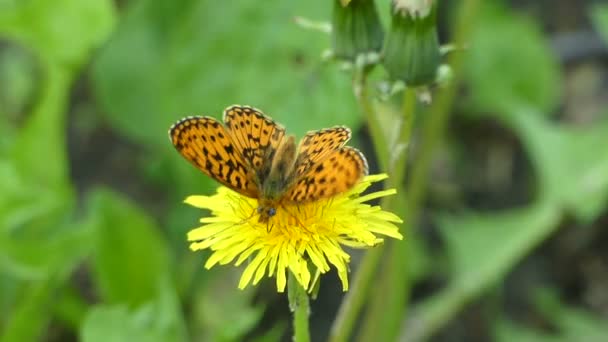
[169,105,368,224]
[256,135,297,222]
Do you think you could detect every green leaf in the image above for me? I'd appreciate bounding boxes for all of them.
[495,290,608,342]
[1,264,88,342]
[407,108,608,341]
[92,0,362,148]
[494,319,558,342]
[438,203,559,286]
[403,203,561,341]
[527,288,608,341]
[406,234,433,282]
[0,43,41,124]
[0,0,115,191]
[9,66,74,190]
[0,160,68,233]
[191,269,265,341]
[407,108,608,340]
[0,0,113,187]
[0,219,93,280]
[81,280,188,342]
[0,277,57,342]
[88,188,171,306]
[0,0,115,220]
[590,3,608,44]
[0,216,92,341]
[0,61,72,216]
[0,0,115,66]
[53,285,90,332]
[464,3,561,116]
[509,109,608,222]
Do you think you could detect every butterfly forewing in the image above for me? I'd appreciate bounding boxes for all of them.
[286,146,369,203]
[169,116,259,198]
[223,105,286,184]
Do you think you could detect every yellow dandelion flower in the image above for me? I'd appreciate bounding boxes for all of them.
[186,174,402,292]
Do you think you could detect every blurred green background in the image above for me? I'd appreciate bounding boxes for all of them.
[1,0,608,341]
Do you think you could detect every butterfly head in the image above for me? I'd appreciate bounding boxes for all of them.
[257,201,277,223]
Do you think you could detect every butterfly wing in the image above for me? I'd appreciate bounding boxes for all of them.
[169,116,259,198]
[292,126,351,179]
[223,105,286,185]
[285,146,369,203]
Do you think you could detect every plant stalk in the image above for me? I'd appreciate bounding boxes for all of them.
[289,272,311,342]
[330,79,416,342]
[357,87,416,342]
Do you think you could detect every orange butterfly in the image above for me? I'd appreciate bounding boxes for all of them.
[169,105,368,222]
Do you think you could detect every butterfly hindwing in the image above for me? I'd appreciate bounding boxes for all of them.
[285,146,368,203]
[293,126,351,180]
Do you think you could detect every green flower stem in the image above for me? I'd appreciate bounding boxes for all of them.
[396,88,416,178]
[357,87,416,342]
[396,1,483,339]
[402,0,480,265]
[288,272,311,342]
[361,1,477,341]
[328,66,388,342]
[329,82,416,342]
[353,65,389,170]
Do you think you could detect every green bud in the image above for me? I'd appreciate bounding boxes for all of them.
[383,0,441,86]
[331,0,384,62]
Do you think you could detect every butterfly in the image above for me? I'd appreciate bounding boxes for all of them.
[169,105,368,223]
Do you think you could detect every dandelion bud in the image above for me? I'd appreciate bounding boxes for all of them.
[383,0,440,86]
[331,0,385,62]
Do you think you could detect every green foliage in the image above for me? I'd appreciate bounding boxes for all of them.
[88,188,171,305]
[513,111,608,221]
[495,289,608,341]
[425,112,608,331]
[464,3,561,116]
[1,0,608,341]
[591,3,608,43]
[0,0,115,67]
[190,274,267,341]
[92,0,361,148]
[2,277,59,342]
[401,2,608,341]
[0,0,113,340]
[0,45,39,123]
[81,280,187,342]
